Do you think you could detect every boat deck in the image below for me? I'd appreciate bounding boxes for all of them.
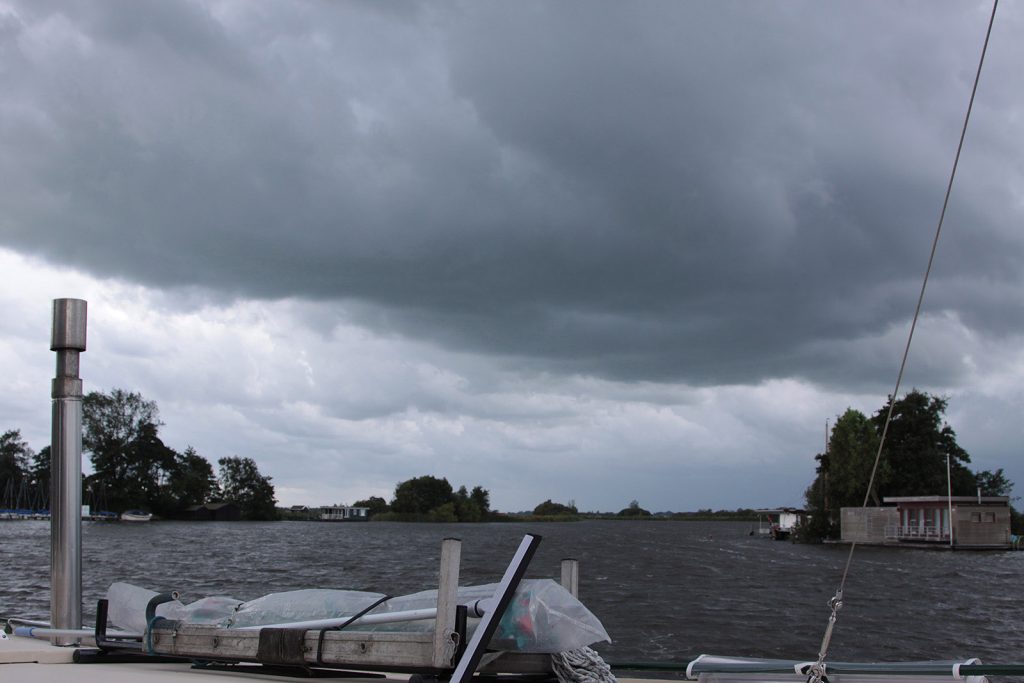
[1,636,390,682]
[2,636,656,683]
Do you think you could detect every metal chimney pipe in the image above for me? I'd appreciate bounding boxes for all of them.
[50,298,86,645]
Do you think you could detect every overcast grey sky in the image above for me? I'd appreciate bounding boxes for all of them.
[1,1,1022,512]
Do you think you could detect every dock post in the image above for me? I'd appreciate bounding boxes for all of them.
[433,537,462,668]
[50,298,87,645]
[430,540,462,667]
[560,558,579,598]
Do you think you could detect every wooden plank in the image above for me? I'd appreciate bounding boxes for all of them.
[148,625,436,669]
[560,558,580,598]
[432,538,461,668]
[148,623,552,674]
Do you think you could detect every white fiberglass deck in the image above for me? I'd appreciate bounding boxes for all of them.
[3,636,660,683]
[1,636,405,682]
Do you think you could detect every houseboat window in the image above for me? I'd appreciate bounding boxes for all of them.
[970,512,982,523]
[985,512,996,523]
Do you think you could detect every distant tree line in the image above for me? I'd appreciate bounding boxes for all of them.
[801,389,1018,541]
[355,475,494,522]
[349,489,660,523]
[0,388,277,520]
[0,429,46,511]
[618,499,652,517]
[532,499,578,517]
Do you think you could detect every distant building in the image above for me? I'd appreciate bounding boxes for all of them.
[319,505,370,521]
[754,508,806,540]
[841,496,1011,549]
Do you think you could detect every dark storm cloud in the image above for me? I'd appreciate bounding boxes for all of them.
[1,1,1021,388]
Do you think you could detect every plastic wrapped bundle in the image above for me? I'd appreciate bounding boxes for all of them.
[107,578,610,654]
[360,579,611,653]
[221,589,388,628]
[107,583,248,631]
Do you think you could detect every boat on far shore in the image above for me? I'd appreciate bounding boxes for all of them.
[119,511,152,523]
[752,508,805,541]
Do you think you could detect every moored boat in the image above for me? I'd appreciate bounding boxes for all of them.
[119,510,152,523]
[753,509,804,540]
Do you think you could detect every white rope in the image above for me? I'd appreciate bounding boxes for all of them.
[551,646,617,683]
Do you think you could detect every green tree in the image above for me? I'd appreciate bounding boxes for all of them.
[618,499,652,517]
[29,446,50,492]
[873,390,972,496]
[428,501,459,522]
[127,422,179,512]
[797,474,833,543]
[0,429,31,490]
[391,475,454,516]
[218,456,277,520]
[532,499,578,516]
[975,469,1012,496]
[805,407,885,537]
[1,429,33,510]
[470,486,491,516]
[163,446,220,509]
[28,446,51,511]
[83,389,165,511]
[826,409,885,507]
[454,486,482,522]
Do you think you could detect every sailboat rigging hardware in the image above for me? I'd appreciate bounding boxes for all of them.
[808,2,999,681]
[805,590,842,683]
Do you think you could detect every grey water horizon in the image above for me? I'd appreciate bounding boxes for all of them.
[2,519,1021,668]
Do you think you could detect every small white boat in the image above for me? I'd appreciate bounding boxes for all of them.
[119,511,152,522]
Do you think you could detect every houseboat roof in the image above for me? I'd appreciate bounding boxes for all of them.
[882,495,1009,505]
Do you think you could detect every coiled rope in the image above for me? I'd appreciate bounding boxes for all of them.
[552,646,618,683]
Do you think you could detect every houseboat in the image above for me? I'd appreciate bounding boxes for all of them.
[753,508,805,540]
[319,504,370,521]
[841,495,1011,549]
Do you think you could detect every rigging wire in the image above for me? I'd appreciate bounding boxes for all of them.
[807,2,999,681]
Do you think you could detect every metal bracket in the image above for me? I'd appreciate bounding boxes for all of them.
[449,533,542,683]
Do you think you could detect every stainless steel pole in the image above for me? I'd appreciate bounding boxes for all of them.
[946,453,954,549]
[50,298,87,645]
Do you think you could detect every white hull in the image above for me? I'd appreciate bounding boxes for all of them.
[119,513,152,523]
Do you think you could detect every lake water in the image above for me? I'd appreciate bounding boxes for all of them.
[2,519,1022,668]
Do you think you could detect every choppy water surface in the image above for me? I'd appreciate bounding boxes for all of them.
[2,520,1021,666]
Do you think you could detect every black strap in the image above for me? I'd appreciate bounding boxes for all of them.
[315,595,393,665]
[257,628,308,665]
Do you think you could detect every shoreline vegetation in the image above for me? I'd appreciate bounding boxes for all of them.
[10,387,1015,534]
[0,386,789,527]
[278,502,765,524]
[277,494,767,524]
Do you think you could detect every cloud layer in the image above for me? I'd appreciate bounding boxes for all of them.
[2,2,1023,510]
